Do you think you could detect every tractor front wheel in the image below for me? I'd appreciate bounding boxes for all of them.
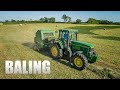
[50,44,63,59]
[71,54,88,70]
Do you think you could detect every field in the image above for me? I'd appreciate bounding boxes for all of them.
[0,23,120,79]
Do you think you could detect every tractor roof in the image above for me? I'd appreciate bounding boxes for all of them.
[59,29,78,33]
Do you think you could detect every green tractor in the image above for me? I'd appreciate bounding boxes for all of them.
[34,29,98,70]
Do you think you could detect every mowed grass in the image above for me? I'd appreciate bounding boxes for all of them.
[0,23,120,79]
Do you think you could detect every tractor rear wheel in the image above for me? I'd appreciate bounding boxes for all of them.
[71,53,88,70]
[50,44,63,59]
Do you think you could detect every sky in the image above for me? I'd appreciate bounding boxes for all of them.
[0,11,120,22]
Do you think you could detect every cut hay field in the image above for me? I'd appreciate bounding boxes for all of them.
[0,23,120,79]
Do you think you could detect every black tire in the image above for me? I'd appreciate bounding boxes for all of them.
[50,44,63,59]
[88,60,95,63]
[71,53,88,70]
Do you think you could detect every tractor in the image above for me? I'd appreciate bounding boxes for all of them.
[34,29,98,70]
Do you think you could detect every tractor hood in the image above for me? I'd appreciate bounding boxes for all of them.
[71,41,94,48]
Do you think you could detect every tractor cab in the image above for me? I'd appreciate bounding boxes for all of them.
[69,29,78,41]
[58,29,79,48]
[58,29,78,41]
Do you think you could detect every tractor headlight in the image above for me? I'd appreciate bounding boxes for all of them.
[88,48,98,62]
[89,48,96,56]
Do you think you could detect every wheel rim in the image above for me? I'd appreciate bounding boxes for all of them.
[51,46,58,57]
[74,57,83,67]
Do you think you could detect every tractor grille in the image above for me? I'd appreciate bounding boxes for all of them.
[90,48,94,52]
[89,48,96,56]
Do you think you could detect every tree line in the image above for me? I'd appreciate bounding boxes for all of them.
[4,17,56,24]
[1,14,120,25]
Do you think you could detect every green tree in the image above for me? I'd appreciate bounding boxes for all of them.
[76,19,81,24]
[49,17,55,23]
[62,14,67,22]
[39,18,45,23]
[67,16,71,23]
[11,19,16,22]
[5,20,9,22]
[87,18,99,24]
[17,20,20,22]
[98,20,113,24]
[44,17,48,23]
[20,20,25,22]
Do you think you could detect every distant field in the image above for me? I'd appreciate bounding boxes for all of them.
[0,23,120,79]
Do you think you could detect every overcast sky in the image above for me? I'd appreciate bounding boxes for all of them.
[0,11,120,22]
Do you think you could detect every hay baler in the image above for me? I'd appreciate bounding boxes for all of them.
[34,30,56,50]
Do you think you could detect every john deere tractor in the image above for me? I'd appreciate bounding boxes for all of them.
[34,29,98,70]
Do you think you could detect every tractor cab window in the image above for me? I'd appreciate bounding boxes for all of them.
[64,33,68,40]
[60,31,68,39]
[71,32,77,41]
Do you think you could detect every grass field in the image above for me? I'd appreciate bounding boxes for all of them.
[0,23,120,79]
